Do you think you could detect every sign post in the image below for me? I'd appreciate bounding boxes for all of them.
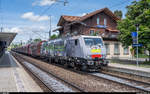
[131,24,140,67]
[136,24,139,67]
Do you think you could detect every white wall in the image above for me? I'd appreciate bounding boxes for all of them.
[104,41,132,59]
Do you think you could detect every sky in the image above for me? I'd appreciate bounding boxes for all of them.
[0,0,134,44]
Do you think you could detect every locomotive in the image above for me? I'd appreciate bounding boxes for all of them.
[12,35,109,71]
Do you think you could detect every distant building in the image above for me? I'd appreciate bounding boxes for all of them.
[56,8,132,59]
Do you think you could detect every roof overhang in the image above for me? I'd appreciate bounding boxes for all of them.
[0,32,17,47]
[67,21,87,26]
[53,26,63,32]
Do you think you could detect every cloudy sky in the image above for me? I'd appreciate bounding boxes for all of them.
[0,0,133,44]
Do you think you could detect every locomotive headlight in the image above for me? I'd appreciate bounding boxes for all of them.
[86,55,91,59]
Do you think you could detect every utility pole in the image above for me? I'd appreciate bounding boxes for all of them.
[49,15,52,40]
[64,0,68,6]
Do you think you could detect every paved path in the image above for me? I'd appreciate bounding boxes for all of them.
[109,63,150,73]
[0,52,43,92]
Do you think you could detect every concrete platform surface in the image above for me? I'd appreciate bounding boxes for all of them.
[109,63,150,73]
[0,51,18,67]
[0,52,43,92]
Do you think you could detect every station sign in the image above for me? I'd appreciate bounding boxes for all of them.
[132,44,143,47]
[131,32,138,44]
[132,38,137,44]
[97,25,107,28]
[131,32,138,38]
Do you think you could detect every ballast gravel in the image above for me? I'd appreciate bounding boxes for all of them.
[18,53,141,92]
[23,61,74,92]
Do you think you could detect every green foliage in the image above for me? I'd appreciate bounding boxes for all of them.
[50,34,58,39]
[33,38,42,42]
[114,10,123,19]
[117,0,150,51]
[92,31,100,36]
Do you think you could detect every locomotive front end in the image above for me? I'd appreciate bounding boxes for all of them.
[82,36,108,71]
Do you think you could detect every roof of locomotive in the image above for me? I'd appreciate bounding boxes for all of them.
[67,35,103,40]
[48,35,103,43]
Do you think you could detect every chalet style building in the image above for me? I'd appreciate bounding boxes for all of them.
[56,8,132,59]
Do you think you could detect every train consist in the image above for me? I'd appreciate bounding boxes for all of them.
[12,35,109,71]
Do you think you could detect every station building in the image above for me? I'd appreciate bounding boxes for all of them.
[55,8,132,59]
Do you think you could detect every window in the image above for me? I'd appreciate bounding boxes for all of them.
[75,39,78,46]
[105,43,110,55]
[84,38,103,46]
[90,30,94,35]
[114,43,120,55]
[124,47,129,55]
[97,17,100,25]
[104,18,107,26]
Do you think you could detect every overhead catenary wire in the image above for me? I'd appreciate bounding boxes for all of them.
[28,0,68,40]
[27,1,61,40]
[109,0,132,10]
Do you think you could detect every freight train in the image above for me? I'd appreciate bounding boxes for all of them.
[12,35,109,71]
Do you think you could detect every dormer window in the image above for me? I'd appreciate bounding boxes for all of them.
[97,17,100,25]
[104,18,107,26]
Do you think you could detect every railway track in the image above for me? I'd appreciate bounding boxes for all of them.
[89,72,150,92]
[12,52,85,92]
[102,66,150,78]
[13,54,55,92]
[37,57,150,92]
[12,52,148,92]
[52,62,150,92]
[39,57,150,92]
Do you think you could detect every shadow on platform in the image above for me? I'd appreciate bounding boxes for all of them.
[0,51,18,67]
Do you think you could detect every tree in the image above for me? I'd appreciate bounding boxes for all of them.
[50,34,58,39]
[117,0,150,61]
[114,10,123,19]
[33,38,42,42]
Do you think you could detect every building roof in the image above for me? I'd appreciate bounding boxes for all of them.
[57,15,81,26]
[106,28,119,33]
[62,15,81,22]
[79,8,120,21]
[0,32,17,47]
[57,7,120,26]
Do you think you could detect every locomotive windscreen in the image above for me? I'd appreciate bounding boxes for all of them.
[84,38,103,46]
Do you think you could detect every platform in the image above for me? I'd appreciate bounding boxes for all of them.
[0,52,43,92]
[109,63,150,73]
[0,51,18,67]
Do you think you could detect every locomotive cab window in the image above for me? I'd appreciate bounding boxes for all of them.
[84,38,103,46]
